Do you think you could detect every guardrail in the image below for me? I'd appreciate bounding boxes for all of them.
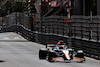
[1,25,35,42]
[1,15,100,60]
[41,16,100,42]
[1,24,100,60]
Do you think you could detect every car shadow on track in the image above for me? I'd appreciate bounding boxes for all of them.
[0,60,5,63]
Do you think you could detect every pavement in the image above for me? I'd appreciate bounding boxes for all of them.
[0,32,99,67]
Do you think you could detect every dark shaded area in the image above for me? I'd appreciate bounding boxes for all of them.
[85,0,97,16]
[71,0,83,15]
[1,1,28,16]
[0,60,5,63]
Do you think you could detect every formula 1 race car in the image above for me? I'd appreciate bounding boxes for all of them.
[39,41,85,63]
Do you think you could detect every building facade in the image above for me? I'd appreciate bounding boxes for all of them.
[34,0,100,16]
[74,0,100,16]
[72,0,97,16]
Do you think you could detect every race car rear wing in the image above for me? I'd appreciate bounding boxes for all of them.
[46,42,57,48]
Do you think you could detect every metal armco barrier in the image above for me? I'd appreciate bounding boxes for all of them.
[1,13,100,60]
[1,24,100,60]
[1,25,35,42]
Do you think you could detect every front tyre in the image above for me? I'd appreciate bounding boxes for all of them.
[46,53,54,62]
[39,48,47,59]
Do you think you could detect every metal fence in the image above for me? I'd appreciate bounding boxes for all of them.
[40,15,100,42]
[1,25,35,42]
[71,16,100,42]
[41,16,70,36]
[2,12,29,29]
[1,12,100,60]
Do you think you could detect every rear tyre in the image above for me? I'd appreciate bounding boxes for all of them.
[75,50,84,58]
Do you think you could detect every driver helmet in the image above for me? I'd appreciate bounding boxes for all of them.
[61,45,65,50]
[57,40,64,45]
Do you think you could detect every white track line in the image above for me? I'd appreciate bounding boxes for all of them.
[14,37,19,39]
[4,37,9,40]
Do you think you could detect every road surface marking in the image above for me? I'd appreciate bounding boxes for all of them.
[14,37,19,39]
[4,37,9,40]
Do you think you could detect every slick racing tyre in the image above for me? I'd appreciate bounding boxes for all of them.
[39,48,47,59]
[75,50,84,58]
[46,55,54,62]
[46,52,55,62]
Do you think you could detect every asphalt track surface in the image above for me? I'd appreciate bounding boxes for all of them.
[0,32,99,67]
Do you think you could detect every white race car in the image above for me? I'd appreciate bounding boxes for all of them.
[39,41,85,62]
